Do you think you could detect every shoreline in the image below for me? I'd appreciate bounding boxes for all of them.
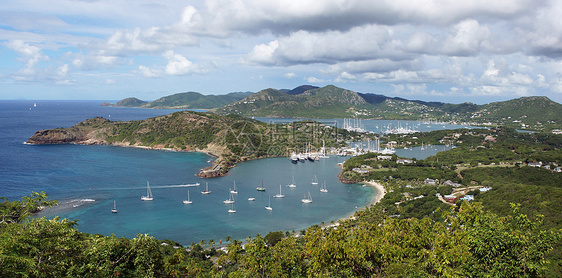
[328,180,386,226]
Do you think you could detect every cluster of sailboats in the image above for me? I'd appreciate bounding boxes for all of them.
[118,176,328,213]
[290,142,329,163]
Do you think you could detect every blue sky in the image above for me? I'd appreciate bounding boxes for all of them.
[1,0,562,104]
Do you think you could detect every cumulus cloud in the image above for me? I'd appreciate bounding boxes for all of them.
[306,76,324,83]
[136,50,214,77]
[163,50,211,75]
[138,65,163,78]
[442,19,492,56]
[5,40,48,76]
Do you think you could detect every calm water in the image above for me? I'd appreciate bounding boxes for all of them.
[0,101,374,245]
[1,101,464,245]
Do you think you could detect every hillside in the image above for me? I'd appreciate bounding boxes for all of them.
[215,85,562,130]
[26,111,359,177]
[215,85,373,118]
[102,91,252,109]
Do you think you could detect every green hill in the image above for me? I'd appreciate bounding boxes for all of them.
[101,97,147,107]
[215,85,373,118]
[103,91,253,109]
[479,96,562,125]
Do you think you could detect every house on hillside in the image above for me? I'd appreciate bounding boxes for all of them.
[396,159,413,164]
[528,162,543,167]
[424,178,438,185]
[443,180,462,187]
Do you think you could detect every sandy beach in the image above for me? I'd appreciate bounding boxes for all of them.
[363,180,386,205]
[328,180,386,226]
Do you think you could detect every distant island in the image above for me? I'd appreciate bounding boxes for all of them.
[101,91,252,109]
[106,85,562,131]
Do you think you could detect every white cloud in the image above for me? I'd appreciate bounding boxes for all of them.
[306,76,324,83]
[442,19,492,56]
[246,40,279,65]
[335,72,356,82]
[284,72,296,78]
[71,53,122,71]
[164,50,203,75]
[138,65,163,78]
[5,40,48,75]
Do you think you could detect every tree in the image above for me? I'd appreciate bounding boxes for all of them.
[0,191,57,225]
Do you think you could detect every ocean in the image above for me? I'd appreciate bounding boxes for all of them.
[0,100,459,245]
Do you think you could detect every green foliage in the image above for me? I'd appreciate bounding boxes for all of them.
[0,191,57,224]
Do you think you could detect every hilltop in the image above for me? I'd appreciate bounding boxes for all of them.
[101,91,252,109]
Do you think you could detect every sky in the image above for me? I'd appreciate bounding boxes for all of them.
[1,0,562,104]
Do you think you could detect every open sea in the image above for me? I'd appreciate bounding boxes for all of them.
[0,100,463,245]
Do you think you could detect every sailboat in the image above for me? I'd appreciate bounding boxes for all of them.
[311,175,319,185]
[320,181,328,193]
[273,184,285,198]
[287,176,296,188]
[141,181,153,201]
[256,179,266,191]
[230,181,238,194]
[228,203,236,213]
[265,195,273,210]
[111,200,118,213]
[223,192,235,204]
[201,182,211,194]
[183,190,193,204]
[301,192,313,203]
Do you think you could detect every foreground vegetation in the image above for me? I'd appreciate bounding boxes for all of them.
[1,192,560,277]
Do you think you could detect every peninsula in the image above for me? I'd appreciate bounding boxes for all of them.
[27,110,363,178]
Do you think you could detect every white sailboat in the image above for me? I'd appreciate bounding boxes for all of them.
[265,195,273,210]
[201,182,211,194]
[183,190,193,204]
[111,200,118,213]
[141,181,153,201]
[230,181,238,194]
[287,176,296,188]
[256,179,266,191]
[248,197,256,201]
[311,175,319,185]
[228,203,236,213]
[301,191,313,203]
[320,181,328,193]
[224,192,235,204]
[273,184,285,198]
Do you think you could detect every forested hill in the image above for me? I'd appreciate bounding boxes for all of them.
[101,91,253,109]
[26,110,358,177]
[214,85,371,118]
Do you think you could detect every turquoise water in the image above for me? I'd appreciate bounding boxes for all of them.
[36,151,371,245]
[1,100,462,246]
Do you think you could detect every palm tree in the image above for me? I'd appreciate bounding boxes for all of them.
[209,239,215,248]
[199,239,206,247]
[225,235,232,243]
